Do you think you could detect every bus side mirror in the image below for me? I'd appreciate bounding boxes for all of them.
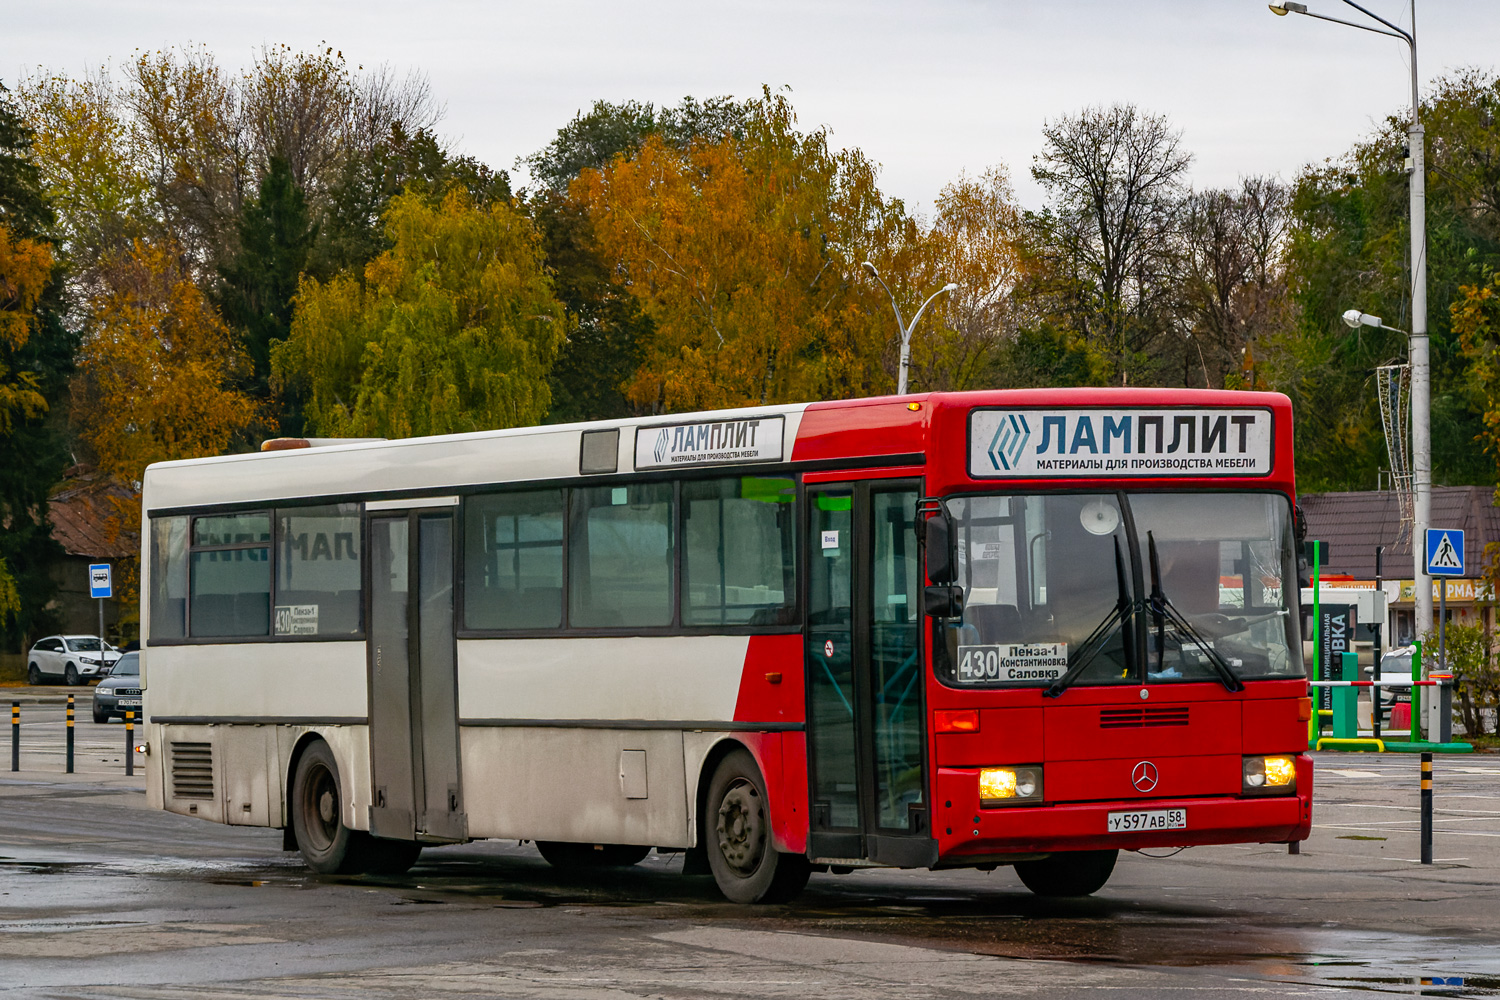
[924,585,964,619]
[925,511,957,585]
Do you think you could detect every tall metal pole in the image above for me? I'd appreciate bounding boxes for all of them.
[1274,0,1429,667]
[1406,1,1432,661]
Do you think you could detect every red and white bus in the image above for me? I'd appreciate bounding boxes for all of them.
[140,388,1312,902]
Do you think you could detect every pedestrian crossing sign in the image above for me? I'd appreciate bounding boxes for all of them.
[1426,528,1464,577]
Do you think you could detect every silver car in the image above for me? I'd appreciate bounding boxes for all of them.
[26,635,120,686]
[92,651,142,723]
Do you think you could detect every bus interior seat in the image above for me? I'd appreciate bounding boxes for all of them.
[190,592,270,637]
[1157,540,1220,615]
[967,603,1022,643]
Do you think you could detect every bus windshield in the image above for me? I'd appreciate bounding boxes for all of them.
[937,491,1301,688]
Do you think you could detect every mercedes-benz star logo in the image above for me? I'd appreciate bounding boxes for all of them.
[1131,761,1159,793]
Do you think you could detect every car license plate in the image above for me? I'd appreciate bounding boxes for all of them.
[118,699,142,707]
[1107,808,1186,833]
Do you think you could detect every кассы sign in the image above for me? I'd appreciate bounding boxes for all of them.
[969,408,1273,478]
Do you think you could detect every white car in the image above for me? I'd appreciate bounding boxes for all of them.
[26,635,121,686]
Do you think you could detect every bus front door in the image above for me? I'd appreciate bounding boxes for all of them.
[805,482,932,867]
[367,511,467,843]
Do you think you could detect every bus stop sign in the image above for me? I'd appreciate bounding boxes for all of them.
[1426,529,1464,577]
[89,563,112,599]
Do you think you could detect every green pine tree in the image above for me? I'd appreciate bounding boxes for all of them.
[218,156,317,408]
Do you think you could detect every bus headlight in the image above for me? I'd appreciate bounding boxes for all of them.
[979,766,1043,807]
[1243,755,1297,795]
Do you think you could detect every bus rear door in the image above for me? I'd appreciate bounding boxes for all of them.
[366,506,467,843]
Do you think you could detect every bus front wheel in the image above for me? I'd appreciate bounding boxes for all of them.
[1015,849,1118,897]
[705,749,810,904]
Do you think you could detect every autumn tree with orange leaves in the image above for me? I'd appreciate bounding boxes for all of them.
[73,240,260,479]
[573,90,907,412]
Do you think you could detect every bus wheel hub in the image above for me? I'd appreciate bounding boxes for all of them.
[716,780,765,874]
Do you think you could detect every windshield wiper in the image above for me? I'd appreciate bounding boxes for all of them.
[1147,532,1245,693]
[1045,537,1135,698]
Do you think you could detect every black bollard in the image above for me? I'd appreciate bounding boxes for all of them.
[66,695,74,774]
[9,701,16,772]
[125,709,134,777]
[1420,751,1433,865]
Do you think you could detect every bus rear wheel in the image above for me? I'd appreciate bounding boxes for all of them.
[1015,849,1118,897]
[705,749,810,904]
[292,740,364,875]
[536,842,650,868]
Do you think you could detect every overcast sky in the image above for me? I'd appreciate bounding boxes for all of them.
[8,1,1498,215]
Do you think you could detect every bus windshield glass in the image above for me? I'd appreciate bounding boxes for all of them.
[937,492,1300,688]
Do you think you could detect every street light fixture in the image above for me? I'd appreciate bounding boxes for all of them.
[1342,309,1406,334]
[1272,0,1433,644]
[861,261,959,395]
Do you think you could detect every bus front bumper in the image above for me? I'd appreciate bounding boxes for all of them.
[933,757,1313,861]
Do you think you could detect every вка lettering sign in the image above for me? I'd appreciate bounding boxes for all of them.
[635,415,784,469]
[969,408,1273,478]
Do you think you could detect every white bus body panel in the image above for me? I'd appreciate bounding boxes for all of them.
[146,643,370,830]
[456,636,751,844]
[457,636,750,722]
[146,642,367,719]
[460,728,692,846]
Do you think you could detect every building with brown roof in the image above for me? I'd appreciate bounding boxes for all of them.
[1298,486,1498,645]
[46,467,138,643]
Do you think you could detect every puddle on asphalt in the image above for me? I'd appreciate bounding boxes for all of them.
[1311,974,1500,996]
[3,850,1497,994]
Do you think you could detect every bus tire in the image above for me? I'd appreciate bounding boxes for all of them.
[705,749,810,904]
[1015,849,1118,897]
[536,841,650,868]
[357,836,423,875]
[291,740,362,875]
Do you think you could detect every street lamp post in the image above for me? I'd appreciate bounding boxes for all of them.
[1270,0,1431,643]
[862,261,958,395]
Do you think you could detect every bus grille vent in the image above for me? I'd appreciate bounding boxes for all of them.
[1100,707,1190,729]
[170,742,215,799]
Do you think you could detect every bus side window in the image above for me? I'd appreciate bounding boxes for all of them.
[463,490,565,630]
[275,504,362,636]
[570,483,674,628]
[149,516,189,639]
[189,514,271,638]
[682,476,796,627]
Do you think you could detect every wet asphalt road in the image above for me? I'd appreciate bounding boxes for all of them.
[2,701,1499,998]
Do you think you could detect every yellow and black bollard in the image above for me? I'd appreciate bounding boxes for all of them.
[125,709,134,777]
[10,701,17,772]
[1420,751,1433,864]
[66,695,74,774]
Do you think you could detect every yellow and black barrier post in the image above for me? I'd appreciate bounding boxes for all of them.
[66,695,75,774]
[124,709,134,777]
[9,701,17,772]
[1420,751,1433,864]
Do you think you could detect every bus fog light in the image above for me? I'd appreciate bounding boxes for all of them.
[980,766,1042,807]
[1243,755,1296,795]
